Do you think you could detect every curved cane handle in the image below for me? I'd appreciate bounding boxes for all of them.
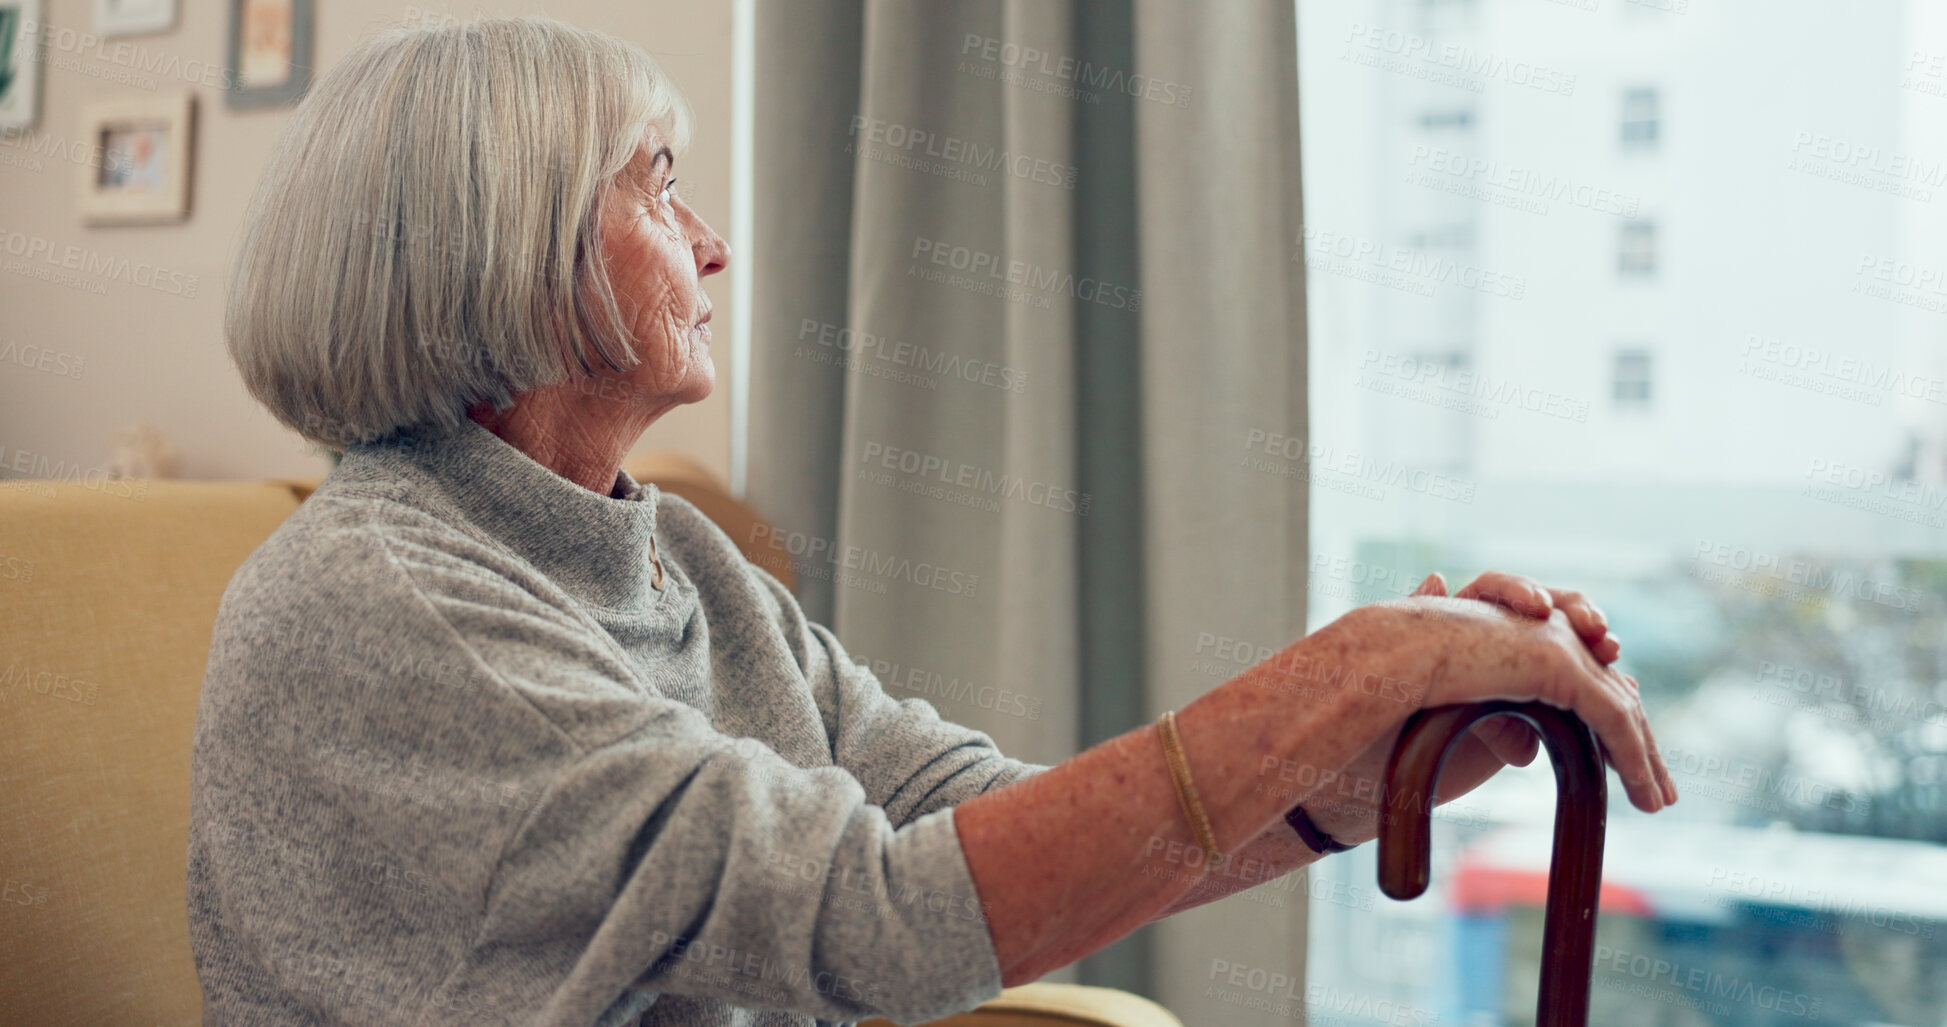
[1377,701,1607,1027]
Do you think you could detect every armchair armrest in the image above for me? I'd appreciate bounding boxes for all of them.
[860,983,1184,1027]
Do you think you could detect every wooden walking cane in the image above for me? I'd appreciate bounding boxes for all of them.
[1377,701,1608,1027]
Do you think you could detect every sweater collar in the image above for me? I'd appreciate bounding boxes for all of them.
[342,417,664,612]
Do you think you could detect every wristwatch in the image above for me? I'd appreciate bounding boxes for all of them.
[1284,803,1355,855]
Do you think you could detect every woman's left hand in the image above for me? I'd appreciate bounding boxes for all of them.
[1416,569,1620,665]
[1298,569,1631,843]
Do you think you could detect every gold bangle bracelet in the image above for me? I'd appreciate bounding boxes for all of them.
[1156,709,1222,863]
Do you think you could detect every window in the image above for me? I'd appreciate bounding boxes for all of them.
[1622,87,1660,147]
[1299,4,1947,1026]
[1612,348,1653,408]
[1417,108,1475,130]
[1415,349,1471,374]
[1407,223,1474,249]
[1618,219,1656,276]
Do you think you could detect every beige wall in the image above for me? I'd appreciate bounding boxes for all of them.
[0,0,735,483]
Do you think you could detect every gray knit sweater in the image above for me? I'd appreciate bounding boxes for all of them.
[187,417,1045,1027]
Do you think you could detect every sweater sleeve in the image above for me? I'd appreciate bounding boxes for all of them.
[474,706,1005,1027]
[741,563,1053,824]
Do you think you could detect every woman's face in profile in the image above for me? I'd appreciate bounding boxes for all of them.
[593,122,729,413]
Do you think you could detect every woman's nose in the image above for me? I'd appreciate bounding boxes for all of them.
[700,238,729,277]
[691,214,729,277]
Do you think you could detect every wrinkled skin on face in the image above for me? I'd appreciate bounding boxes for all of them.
[467,122,730,495]
[589,121,728,415]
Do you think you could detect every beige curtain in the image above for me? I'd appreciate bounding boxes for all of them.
[749,1,1309,1019]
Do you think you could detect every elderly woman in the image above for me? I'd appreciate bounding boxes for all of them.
[189,15,1675,1027]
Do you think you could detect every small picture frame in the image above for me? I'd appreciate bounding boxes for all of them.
[94,0,176,37]
[226,0,312,110]
[76,93,195,225]
[0,0,44,132]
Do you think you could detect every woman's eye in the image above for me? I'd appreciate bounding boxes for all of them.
[660,178,679,206]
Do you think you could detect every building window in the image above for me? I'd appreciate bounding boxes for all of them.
[1418,108,1475,130]
[1418,350,1471,374]
[1622,87,1659,147]
[1618,220,1656,276]
[1613,348,1653,408]
[1408,223,1475,249]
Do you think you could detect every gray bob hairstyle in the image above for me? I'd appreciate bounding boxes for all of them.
[225,15,692,450]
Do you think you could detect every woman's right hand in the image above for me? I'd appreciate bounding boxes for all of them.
[1305,596,1676,814]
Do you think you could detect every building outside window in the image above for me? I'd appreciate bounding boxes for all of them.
[1299,1,1947,1024]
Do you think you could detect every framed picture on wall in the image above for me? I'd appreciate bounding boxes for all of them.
[76,93,195,225]
[94,0,176,37]
[225,0,312,110]
[0,0,44,132]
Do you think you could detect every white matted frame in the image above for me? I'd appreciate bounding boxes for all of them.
[94,0,176,37]
[76,92,195,225]
[0,0,44,132]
